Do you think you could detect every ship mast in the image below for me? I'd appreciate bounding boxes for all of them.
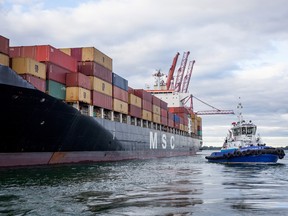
[237,98,243,124]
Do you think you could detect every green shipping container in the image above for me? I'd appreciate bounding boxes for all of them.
[46,80,66,100]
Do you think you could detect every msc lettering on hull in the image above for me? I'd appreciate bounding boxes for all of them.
[149,132,175,149]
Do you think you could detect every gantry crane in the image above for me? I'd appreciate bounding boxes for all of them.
[173,51,190,92]
[181,60,195,93]
[181,94,234,115]
[166,52,180,90]
[164,51,234,115]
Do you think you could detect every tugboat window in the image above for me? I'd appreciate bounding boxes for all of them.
[242,127,246,135]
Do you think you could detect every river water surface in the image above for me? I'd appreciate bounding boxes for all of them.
[0,150,287,216]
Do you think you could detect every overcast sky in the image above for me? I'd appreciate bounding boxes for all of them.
[1,0,287,147]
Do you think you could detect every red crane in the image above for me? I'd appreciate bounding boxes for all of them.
[174,51,190,92]
[181,60,195,93]
[166,52,180,90]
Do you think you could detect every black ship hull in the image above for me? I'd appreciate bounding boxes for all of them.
[0,65,202,167]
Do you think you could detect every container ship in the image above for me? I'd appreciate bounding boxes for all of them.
[0,35,202,167]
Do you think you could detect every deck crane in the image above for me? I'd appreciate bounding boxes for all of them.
[181,94,235,115]
[174,51,190,92]
[166,52,180,90]
[181,60,195,93]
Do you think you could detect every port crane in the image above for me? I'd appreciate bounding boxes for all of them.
[166,51,234,115]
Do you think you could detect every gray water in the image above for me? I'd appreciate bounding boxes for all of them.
[0,150,287,216]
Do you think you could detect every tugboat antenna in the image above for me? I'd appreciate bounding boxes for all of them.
[237,97,243,123]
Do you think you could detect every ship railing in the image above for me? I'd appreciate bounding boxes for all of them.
[75,103,201,139]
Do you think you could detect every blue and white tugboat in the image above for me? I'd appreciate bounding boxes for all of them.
[205,102,285,164]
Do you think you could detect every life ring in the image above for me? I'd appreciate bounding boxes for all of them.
[227,153,233,158]
[242,151,247,156]
[235,151,241,157]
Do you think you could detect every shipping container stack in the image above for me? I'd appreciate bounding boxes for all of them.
[160,100,168,131]
[61,47,113,119]
[128,87,142,126]
[65,72,92,111]
[9,45,77,98]
[152,95,161,130]
[134,89,153,128]
[168,107,190,135]
[1,34,201,138]
[112,72,129,122]
[0,36,9,66]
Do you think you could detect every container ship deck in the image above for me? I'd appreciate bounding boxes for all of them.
[0,35,202,167]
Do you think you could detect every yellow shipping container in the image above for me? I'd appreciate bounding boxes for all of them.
[90,76,112,96]
[82,47,113,71]
[128,93,142,108]
[185,126,188,132]
[12,57,46,79]
[59,48,71,56]
[0,53,9,66]
[152,105,161,115]
[197,116,202,126]
[113,98,128,114]
[142,110,152,121]
[153,113,161,124]
[66,87,91,104]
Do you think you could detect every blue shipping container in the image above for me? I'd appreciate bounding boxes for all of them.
[112,72,128,91]
[173,114,180,123]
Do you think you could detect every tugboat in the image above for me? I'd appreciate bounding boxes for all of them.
[205,102,285,163]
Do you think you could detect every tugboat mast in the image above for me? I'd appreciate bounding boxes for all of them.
[237,98,243,124]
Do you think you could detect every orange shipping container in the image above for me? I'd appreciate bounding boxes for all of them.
[90,76,112,96]
[82,47,113,71]
[153,113,161,124]
[0,53,9,66]
[66,87,91,104]
[12,57,46,79]
[142,110,152,121]
[59,48,71,56]
[152,105,161,115]
[113,98,128,114]
[128,93,142,108]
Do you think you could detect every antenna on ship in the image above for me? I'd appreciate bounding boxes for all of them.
[237,97,243,123]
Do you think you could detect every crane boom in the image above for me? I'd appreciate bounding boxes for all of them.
[166,52,180,90]
[181,60,195,93]
[174,51,190,92]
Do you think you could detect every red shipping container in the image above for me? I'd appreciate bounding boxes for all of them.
[9,45,77,72]
[161,109,167,118]
[134,89,152,101]
[160,100,168,109]
[129,104,142,118]
[37,45,77,72]
[45,62,72,84]
[10,46,37,59]
[0,35,9,55]
[168,107,189,114]
[92,90,113,110]
[161,116,168,126]
[168,119,174,127]
[113,85,128,102]
[142,99,152,112]
[71,48,82,61]
[9,46,21,57]
[152,95,161,106]
[168,111,174,120]
[21,74,46,92]
[66,72,91,90]
[78,61,112,83]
